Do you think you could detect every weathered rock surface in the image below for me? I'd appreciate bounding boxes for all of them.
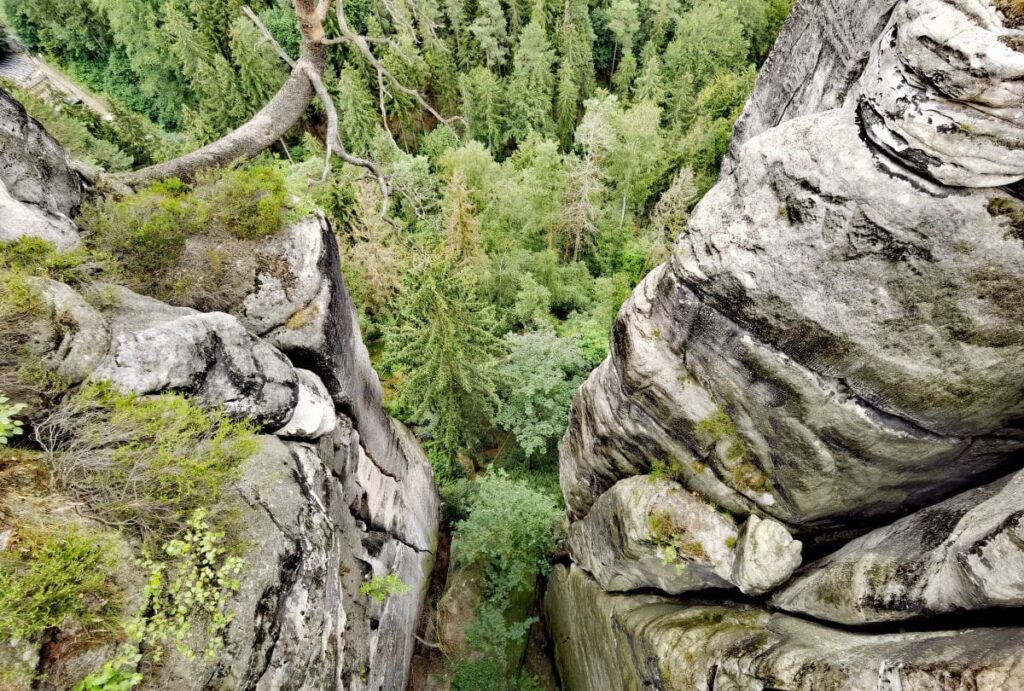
[858,0,1024,187]
[547,564,1024,691]
[772,467,1024,624]
[566,476,801,596]
[4,213,438,689]
[552,0,1024,687]
[730,514,802,596]
[561,0,1024,531]
[0,88,80,249]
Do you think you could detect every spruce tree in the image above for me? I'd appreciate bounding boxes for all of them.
[442,170,485,264]
[460,66,507,151]
[506,21,556,143]
[469,0,509,68]
[387,259,505,457]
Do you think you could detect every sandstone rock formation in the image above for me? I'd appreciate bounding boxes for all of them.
[0,89,80,249]
[547,564,1024,691]
[565,475,800,596]
[0,95,440,689]
[772,466,1024,625]
[551,0,1024,687]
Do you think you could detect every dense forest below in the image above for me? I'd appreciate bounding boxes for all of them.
[0,0,792,687]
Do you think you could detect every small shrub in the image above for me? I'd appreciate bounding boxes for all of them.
[0,527,121,642]
[73,647,143,691]
[194,165,288,239]
[38,383,257,541]
[649,457,686,483]
[0,394,25,445]
[995,0,1024,27]
[79,179,204,276]
[0,237,107,285]
[648,510,707,568]
[136,509,244,662]
[358,573,408,604]
[453,470,562,605]
[988,197,1024,241]
[695,408,738,441]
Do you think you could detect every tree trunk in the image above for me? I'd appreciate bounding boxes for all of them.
[112,0,327,189]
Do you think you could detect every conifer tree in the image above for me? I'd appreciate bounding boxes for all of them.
[164,5,248,142]
[442,170,484,264]
[387,259,505,456]
[558,152,605,260]
[633,41,665,104]
[605,0,638,94]
[229,15,288,117]
[460,66,507,151]
[469,0,509,68]
[506,21,556,143]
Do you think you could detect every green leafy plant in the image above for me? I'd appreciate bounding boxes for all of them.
[137,509,244,662]
[0,394,25,445]
[73,647,143,691]
[358,572,409,604]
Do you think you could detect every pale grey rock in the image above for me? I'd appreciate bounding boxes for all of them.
[566,476,739,594]
[274,368,337,439]
[727,0,899,166]
[567,476,800,596]
[731,514,802,596]
[857,0,1024,187]
[92,307,298,429]
[772,467,1024,624]
[24,278,109,383]
[0,179,79,250]
[257,218,411,483]
[546,564,1024,691]
[0,87,80,226]
[240,216,327,335]
[561,68,1024,533]
[359,531,434,691]
[149,437,355,690]
[335,416,440,554]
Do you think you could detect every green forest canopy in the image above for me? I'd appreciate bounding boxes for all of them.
[0,0,791,486]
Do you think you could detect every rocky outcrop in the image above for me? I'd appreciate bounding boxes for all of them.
[771,467,1024,625]
[0,88,80,249]
[561,0,1024,530]
[547,565,1024,691]
[565,475,800,596]
[552,0,1024,687]
[2,146,439,691]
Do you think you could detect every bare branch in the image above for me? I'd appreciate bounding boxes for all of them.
[333,0,457,127]
[300,62,392,215]
[243,6,297,69]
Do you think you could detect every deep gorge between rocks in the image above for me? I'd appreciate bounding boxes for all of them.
[1,0,1024,688]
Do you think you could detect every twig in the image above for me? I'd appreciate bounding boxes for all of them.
[243,6,298,68]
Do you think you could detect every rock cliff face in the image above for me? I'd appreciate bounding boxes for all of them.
[0,92,439,690]
[551,0,1024,688]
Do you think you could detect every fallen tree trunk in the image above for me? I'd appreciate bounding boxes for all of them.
[112,0,327,189]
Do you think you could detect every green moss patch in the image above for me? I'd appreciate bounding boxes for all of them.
[995,0,1024,27]
[988,197,1024,241]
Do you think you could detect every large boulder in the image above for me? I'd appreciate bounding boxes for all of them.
[546,565,1024,691]
[772,467,1024,624]
[566,475,801,596]
[0,88,80,249]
